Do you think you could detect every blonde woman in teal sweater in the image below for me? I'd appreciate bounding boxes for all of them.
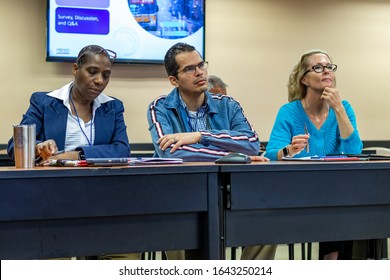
[243,50,362,260]
[266,50,362,161]
[264,50,362,260]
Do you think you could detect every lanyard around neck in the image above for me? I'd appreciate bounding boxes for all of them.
[69,92,93,146]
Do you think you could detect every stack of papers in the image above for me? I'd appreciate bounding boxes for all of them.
[283,154,390,161]
[282,156,362,161]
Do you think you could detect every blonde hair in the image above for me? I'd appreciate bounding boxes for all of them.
[287,50,331,102]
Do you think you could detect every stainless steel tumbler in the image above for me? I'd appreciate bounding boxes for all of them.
[13,124,36,168]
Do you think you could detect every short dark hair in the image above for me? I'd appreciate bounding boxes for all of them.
[164,43,197,77]
[76,45,117,67]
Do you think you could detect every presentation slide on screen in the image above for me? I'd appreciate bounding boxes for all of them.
[48,0,205,62]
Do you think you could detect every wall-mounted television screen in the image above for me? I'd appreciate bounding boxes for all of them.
[46,0,205,64]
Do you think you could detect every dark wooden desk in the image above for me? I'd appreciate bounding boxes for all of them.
[220,161,390,258]
[0,163,221,259]
[0,149,13,166]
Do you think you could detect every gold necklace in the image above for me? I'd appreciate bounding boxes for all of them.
[302,98,329,155]
[303,98,329,129]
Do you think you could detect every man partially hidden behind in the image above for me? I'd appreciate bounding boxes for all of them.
[208,75,228,95]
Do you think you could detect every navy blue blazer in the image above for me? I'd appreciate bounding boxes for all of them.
[8,91,130,159]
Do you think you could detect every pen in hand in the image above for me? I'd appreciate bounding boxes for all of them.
[304,124,310,153]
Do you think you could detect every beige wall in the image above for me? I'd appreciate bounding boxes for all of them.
[1,0,389,145]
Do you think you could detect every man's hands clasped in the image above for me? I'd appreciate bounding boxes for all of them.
[158,132,201,153]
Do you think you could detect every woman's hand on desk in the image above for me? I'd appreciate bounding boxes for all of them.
[36,139,58,160]
[36,140,79,160]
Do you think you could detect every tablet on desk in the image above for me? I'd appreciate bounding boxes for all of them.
[86,158,130,166]
[129,157,183,165]
[326,154,390,161]
[366,154,390,160]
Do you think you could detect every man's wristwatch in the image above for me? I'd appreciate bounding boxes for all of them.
[77,149,86,160]
[282,146,291,157]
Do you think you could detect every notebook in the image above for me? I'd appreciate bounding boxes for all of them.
[282,156,363,162]
[283,154,390,161]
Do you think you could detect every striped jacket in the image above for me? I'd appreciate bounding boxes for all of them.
[147,88,260,161]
